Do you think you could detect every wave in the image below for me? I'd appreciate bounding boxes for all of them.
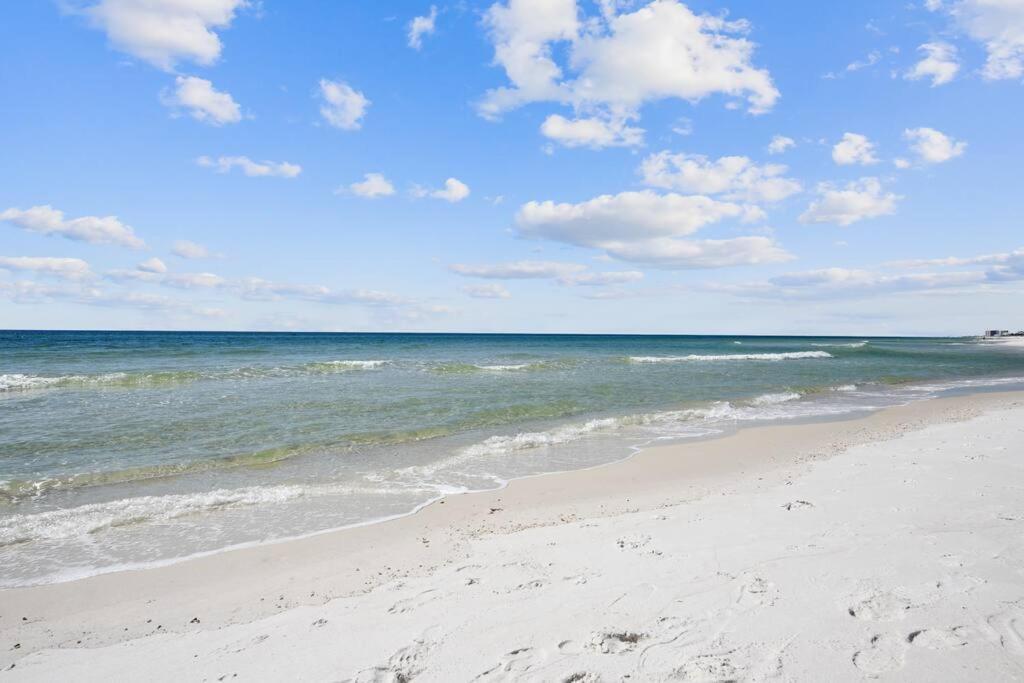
[749,391,802,406]
[0,360,390,393]
[810,341,868,348]
[628,351,832,363]
[0,483,427,547]
[429,359,575,375]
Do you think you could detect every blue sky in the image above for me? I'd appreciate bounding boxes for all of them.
[1,0,1022,335]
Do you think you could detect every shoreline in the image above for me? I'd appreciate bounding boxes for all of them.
[2,388,1023,677]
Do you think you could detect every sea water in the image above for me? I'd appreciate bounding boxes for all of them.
[2,331,1023,586]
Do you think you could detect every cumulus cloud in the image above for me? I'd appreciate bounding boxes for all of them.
[1,205,145,249]
[408,5,438,49]
[415,178,470,202]
[346,173,396,199]
[513,190,789,269]
[516,190,744,245]
[832,133,879,166]
[639,152,801,203]
[319,79,369,130]
[540,114,644,149]
[80,0,248,70]
[196,155,301,178]
[162,76,241,125]
[460,283,512,299]
[137,257,167,273]
[944,0,1024,80]
[904,127,967,164]
[767,135,795,155]
[449,261,586,279]
[0,256,94,281]
[799,178,901,226]
[479,0,778,145]
[172,240,212,259]
[163,272,226,289]
[905,42,960,86]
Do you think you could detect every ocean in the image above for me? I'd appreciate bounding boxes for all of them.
[2,330,1023,586]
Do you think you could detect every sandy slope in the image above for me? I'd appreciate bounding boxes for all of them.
[3,393,1024,681]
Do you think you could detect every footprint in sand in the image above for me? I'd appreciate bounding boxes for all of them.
[907,627,970,649]
[589,631,646,654]
[734,575,777,609]
[847,582,942,621]
[474,646,547,680]
[673,650,744,681]
[387,589,439,615]
[853,634,907,676]
[985,607,1024,656]
[353,636,434,682]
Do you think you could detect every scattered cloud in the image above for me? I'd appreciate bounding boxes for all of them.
[832,133,879,165]
[513,190,790,269]
[904,127,966,164]
[163,272,226,289]
[540,114,644,149]
[905,42,960,86]
[79,0,248,70]
[479,0,778,147]
[460,283,512,299]
[846,49,881,72]
[415,177,470,202]
[197,155,301,178]
[639,152,801,203]
[1,205,145,249]
[162,76,242,126]
[319,79,369,130]
[767,135,795,155]
[408,5,438,49]
[940,0,1024,80]
[347,173,396,198]
[0,256,94,281]
[137,257,167,273]
[449,260,585,279]
[799,178,901,226]
[172,240,212,259]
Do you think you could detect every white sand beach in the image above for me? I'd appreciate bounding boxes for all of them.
[3,390,1024,681]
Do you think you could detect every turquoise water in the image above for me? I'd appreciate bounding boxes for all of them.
[2,331,1023,585]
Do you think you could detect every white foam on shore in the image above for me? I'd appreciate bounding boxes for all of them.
[474,364,531,371]
[311,360,389,370]
[0,483,427,547]
[810,341,868,348]
[629,351,833,363]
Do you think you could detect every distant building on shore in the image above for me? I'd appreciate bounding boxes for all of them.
[983,329,1024,337]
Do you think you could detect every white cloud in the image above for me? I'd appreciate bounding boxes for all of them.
[162,76,241,125]
[80,0,248,70]
[639,152,801,203]
[767,135,795,155]
[513,190,789,269]
[347,173,396,199]
[408,5,438,50]
[137,257,167,273]
[832,133,879,165]
[1,205,145,249]
[517,190,744,246]
[164,272,226,289]
[947,0,1024,80]
[596,236,792,269]
[479,0,778,136]
[0,256,93,281]
[893,158,912,169]
[196,155,301,178]
[318,79,369,130]
[846,50,881,72]
[559,270,644,286]
[904,127,967,164]
[449,261,586,279]
[799,178,901,226]
[172,240,212,259]
[886,249,1022,268]
[417,178,471,202]
[905,42,960,86]
[460,283,512,299]
[540,114,644,149]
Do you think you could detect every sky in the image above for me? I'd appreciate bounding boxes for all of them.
[1,0,1023,336]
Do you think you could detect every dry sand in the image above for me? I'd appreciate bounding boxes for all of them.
[2,390,1023,681]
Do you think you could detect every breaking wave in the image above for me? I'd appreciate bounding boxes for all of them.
[628,351,833,363]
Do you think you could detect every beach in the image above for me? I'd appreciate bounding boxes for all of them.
[3,389,1023,681]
